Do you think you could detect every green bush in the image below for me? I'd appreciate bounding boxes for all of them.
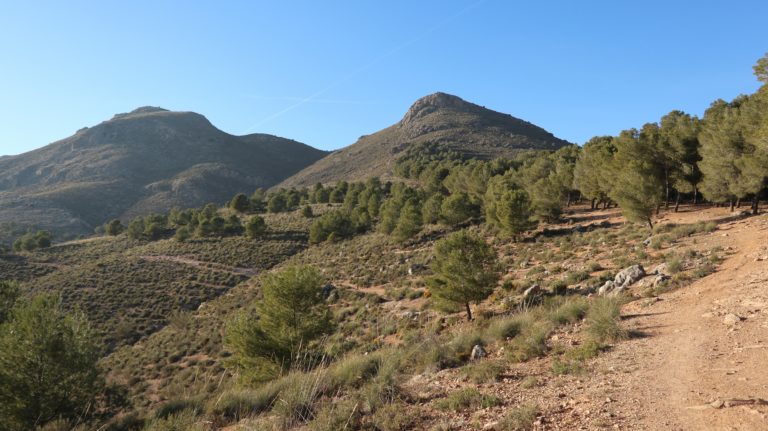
[435,388,501,411]
[371,402,415,431]
[12,230,52,252]
[585,297,627,343]
[548,297,589,325]
[507,322,551,362]
[461,360,504,383]
[498,404,538,430]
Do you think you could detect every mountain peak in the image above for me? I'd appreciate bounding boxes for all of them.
[278,93,571,188]
[129,106,169,115]
[111,106,170,121]
[401,92,474,125]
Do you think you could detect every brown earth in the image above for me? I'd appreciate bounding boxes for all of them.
[402,206,768,431]
[604,208,768,430]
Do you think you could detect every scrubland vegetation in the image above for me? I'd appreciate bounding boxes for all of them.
[0,54,766,430]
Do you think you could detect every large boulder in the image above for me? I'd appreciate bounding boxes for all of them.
[599,264,646,296]
[614,265,646,288]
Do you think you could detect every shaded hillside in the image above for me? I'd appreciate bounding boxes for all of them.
[0,107,327,243]
[278,92,570,187]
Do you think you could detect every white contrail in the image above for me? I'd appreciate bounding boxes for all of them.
[244,0,488,132]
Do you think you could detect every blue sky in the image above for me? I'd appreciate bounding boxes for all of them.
[1,1,766,156]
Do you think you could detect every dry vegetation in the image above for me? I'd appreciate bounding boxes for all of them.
[3,202,719,430]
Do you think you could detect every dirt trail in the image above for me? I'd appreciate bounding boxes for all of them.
[140,254,258,276]
[608,209,768,430]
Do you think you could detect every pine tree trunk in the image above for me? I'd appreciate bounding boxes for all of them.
[729,199,735,212]
[464,302,473,322]
[693,185,698,205]
[674,189,681,213]
[566,193,572,208]
[602,201,608,210]
[736,198,741,208]
[655,204,661,216]
[665,172,670,209]
[591,198,596,210]
[752,195,759,215]
[647,217,654,230]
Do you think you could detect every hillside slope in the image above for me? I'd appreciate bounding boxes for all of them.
[0,107,327,243]
[277,92,570,187]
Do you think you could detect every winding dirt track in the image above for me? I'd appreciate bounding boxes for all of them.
[609,209,768,430]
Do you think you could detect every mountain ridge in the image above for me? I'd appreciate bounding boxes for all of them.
[0,108,327,243]
[277,92,571,187]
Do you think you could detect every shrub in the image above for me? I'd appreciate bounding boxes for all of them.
[245,215,267,239]
[435,388,501,411]
[207,387,279,420]
[666,254,683,274]
[507,322,551,362]
[12,230,52,252]
[548,297,589,325]
[153,396,205,419]
[498,404,538,430]
[142,408,208,431]
[174,226,192,242]
[324,353,381,391]
[309,399,361,431]
[461,360,504,383]
[371,402,415,431]
[485,313,533,342]
[105,219,125,236]
[309,211,357,244]
[585,297,627,343]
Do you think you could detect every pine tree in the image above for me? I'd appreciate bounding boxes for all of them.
[245,215,267,238]
[393,200,422,242]
[484,175,535,239]
[608,129,664,228]
[0,295,102,429]
[229,193,250,213]
[104,219,124,236]
[0,280,20,324]
[224,266,333,383]
[574,136,616,209]
[439,192,480,225]
[428,230,500,321]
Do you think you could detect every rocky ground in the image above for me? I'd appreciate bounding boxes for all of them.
[399,206,768,431]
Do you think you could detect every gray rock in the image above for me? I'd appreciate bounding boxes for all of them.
[598,280,615,296]
[614,264,646,288]
[407,264,426,276]
[651,263,669,276]
[642,237,652,247]
[522,284,541,299]
[470,344,486,360]
[399,310,421,320]
[321,283,336,298]
[723,313,742,325]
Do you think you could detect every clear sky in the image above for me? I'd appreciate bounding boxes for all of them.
[1,1,766,156]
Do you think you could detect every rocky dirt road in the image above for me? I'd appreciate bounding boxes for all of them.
[606,209,768,430]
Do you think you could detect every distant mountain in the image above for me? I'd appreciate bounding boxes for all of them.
[277,92,570,187]
[0,107,327,243]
